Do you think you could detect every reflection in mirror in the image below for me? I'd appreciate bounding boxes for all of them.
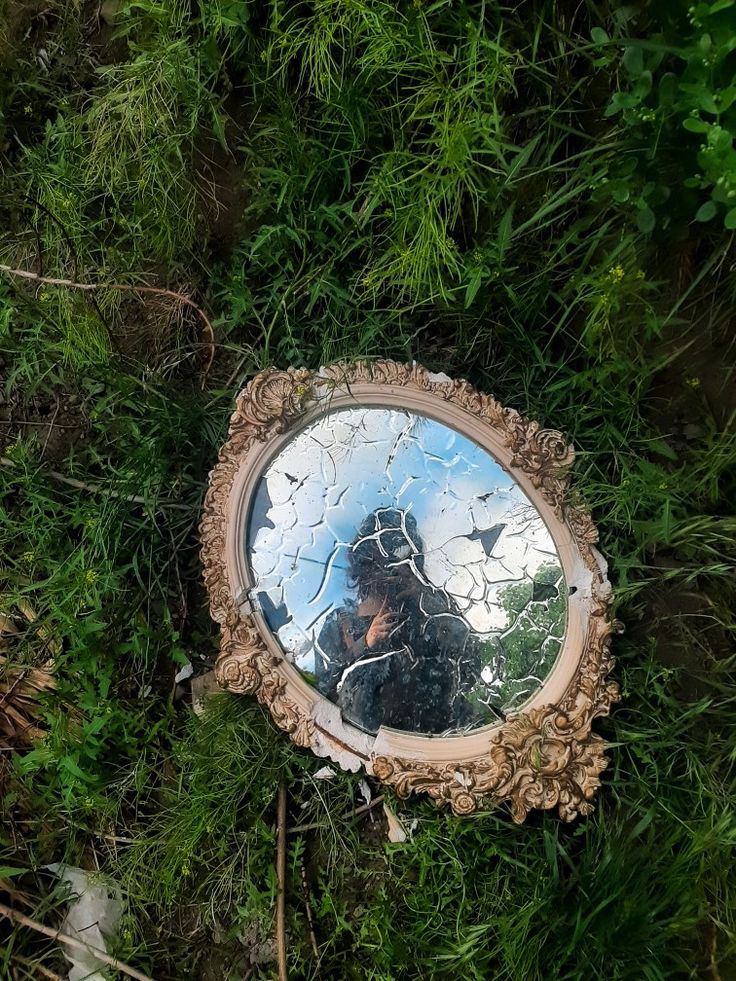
[246,407,566,736]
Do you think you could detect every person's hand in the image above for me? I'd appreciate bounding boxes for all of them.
[366,599,402,648]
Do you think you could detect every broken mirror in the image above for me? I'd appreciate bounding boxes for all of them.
[246,406,567,736]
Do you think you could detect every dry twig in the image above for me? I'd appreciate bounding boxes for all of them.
[0,264,216,387]
[299,852,319,959]
[0,456,191,511]
[0,902,154,981]
[289,794,385,835]
[276,779,288,981]
[10,951,65,981]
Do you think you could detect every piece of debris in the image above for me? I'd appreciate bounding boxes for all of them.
[100,0,122,25]
[174,660,193,684]
[0,594,68,755]
[0,656,54,749]
[238,920,277,969]
[383,803,407,843]
[191,670,219,716]
[382,804,418,843]
[313,765,337,781]
[45,865,123,981]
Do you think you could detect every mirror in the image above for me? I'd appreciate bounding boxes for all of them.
[201,361,617,821]
[247,406,566,736]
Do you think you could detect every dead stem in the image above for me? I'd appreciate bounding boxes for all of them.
[276,779,288,981]
[289,794,385,834]
[0,264,216,388]
[0,456,191,511]
[299,850,319,959]
[0,902,154,981]
[10,951,65,981]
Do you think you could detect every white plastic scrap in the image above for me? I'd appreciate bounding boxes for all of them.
[383,803,407,843]
[313,765,337,780]
[45,864,123,981]
[174,660,194,684]
[383,804,418,843]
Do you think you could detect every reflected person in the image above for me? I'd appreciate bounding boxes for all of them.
[315,508,482,734]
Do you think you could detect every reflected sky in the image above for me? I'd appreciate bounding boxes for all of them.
[246,407,566,735]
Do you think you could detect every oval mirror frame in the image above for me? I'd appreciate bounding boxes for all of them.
[200,361,619,822]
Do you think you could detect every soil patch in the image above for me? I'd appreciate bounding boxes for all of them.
[85,0,130,66]
[647,315,736,444]
[196,138,250,260]
[636,302,735,703]
[630,577,731,700]
[0,0,51,62]
[195,98,255,261]
[110,288,193,370]
[0,383,88,464]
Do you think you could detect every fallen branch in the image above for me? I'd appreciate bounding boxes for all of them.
[0,456,191,511]
[276,779,288,981]
[0,902,154,981]
[0,264,215,387]
[289,794,385,835]
[299,851,319,959]
[10,951,65,981]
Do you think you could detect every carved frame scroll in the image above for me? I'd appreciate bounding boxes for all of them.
[200,361,620,822]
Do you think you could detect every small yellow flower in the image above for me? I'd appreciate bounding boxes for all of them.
[608,265,625,282]
[22,551,34,564]
[84,569,97,586]
[686,376,701,389]
[181,863,191,877]
[23,105,33,116]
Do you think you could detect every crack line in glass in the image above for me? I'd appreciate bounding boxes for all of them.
[246,406,566,735]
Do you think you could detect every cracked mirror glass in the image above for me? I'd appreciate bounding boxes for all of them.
[246,406,567,736]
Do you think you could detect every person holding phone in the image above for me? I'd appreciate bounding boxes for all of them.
[315,509,481,734]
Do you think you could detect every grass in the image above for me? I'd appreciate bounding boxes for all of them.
[0,0,735,978]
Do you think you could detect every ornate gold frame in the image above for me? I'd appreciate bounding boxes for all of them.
[200,361,619,822]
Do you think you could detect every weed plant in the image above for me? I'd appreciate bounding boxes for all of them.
[0,0,734,978]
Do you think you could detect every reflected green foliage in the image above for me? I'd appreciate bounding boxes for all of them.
[472,562,567,711]
[497,563,567,708]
